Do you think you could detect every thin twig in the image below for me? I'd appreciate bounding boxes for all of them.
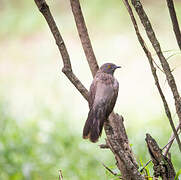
[166,0,181,50]
[152,59,164,73]
[140,160,152,173]
[99,143,110,149]
[145,176,154,179]
[69,0,99,77]
[122,0,181,153]
[163,123,181,156]
[102,163,117,176]
[102,163,122,179]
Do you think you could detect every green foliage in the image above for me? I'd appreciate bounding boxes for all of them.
[0,99,180,179]
[139,159,153,180]
[0,101,109,180]
[0,0,44,37]
[175,169,181,180]
[0,0,128,38]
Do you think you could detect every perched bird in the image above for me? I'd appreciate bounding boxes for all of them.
[83,63,120,143]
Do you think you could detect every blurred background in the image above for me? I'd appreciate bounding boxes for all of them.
[0,0,181,179]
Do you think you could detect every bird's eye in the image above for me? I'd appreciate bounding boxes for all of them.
[107,65,111,69]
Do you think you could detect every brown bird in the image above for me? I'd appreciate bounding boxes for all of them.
[83,63,120,143]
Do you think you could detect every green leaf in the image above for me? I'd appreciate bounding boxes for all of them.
[175,169,181,180]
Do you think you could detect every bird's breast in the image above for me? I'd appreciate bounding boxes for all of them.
[113,79,119,90]
[93,81,115,106]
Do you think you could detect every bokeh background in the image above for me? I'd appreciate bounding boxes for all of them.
[0,0,181,179]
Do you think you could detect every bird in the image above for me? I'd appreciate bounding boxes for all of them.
[83,63,120,143]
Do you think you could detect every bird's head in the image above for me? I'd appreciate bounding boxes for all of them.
[100,63,121,75]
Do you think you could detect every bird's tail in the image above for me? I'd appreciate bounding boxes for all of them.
[83,107,105,143]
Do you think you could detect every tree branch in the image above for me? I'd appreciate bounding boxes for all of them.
[131,0,181,131]
[122,0,181,153]
[141,123,180,172]
[145,134,176,179]
[166,0,181,50]
[105,113,144,180]
[69,0,99,77]
[34,0,89,101]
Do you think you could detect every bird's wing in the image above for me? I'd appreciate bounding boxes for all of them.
[88,77,98,108]
[83,73,119,142]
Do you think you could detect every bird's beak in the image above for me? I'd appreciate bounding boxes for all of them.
[115,65,121,69]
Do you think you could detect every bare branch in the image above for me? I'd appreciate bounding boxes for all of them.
[141,123,180,172]
[122,0,181,153]
[131,0,181,130]
[69,0,99,77]
[34,0,89,101]
[163,123,181,156]
[145,134,176,179]
[105,113,144,180]
[166,0,181,50]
